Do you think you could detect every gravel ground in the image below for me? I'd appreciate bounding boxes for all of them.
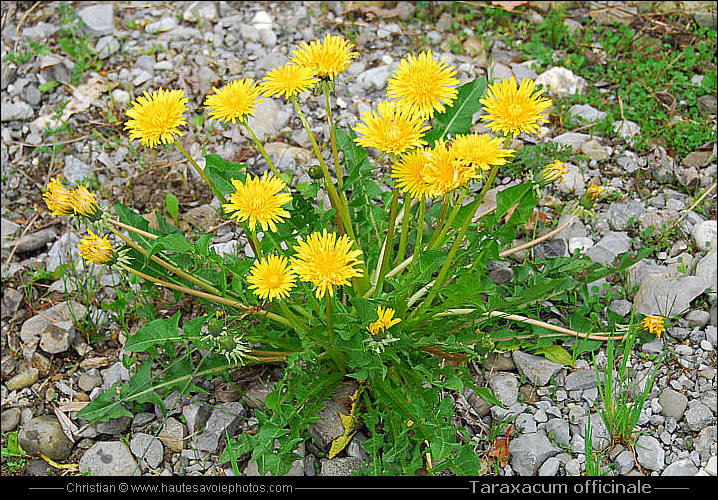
[1,1,716,477]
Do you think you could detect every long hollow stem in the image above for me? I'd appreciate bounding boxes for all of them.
[111,227,224,297]
[108,219,157,240]
[395,194,412,265]
[411,196,426,271]
[426,195,450,248]
[429,189,466,250]
[374,185,399,297]
[175,142,225,204]
[242,121,281,178]
[323,85,344,189]
[249,227,263,260]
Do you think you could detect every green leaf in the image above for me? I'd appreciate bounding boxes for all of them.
[474,386,502,407]
[423,77,487,145]
[165,193,179,222]
[204,154,246,199]
[495,183,533,222]
[125,312,182,352]
[537,344,575,367]
[39,80,60,92]
[146,233,192,260]
[76,381,133,422]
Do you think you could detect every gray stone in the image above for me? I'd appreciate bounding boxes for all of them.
[634,274,710,317]
[488,266,514,284]
[1,100,34,121]
[512,351,562,386]
[706,326,717,347]
[488,372,519,406]
[357,64,397,91]
[320,456,364,476]
[641,339,663,355]
[183,1,218,22]
[79,441,140,476]
[545,418,570,446]
[132,412,155,428]
[509,432,560,476]
[565,458,581,476]
[568,104,606,123]
[24,85,41,106]
[590,1,637,25]
[684,401,713,432]
[706,456,717,476]
[63,156,92,184]
[636,435,664,471]
[6,366,39,390]
[582,139,611,161]
[616,153,640,173]
[685,310,711,327]
[1,408,21,432]
[259,29,277,47]
[94,36,119,59]
[585,231,631,265]
[2,227,57,254]
[95,416,132,435]
[614,449,634,475]
[695,246,717,293]
[195,402,244,453]
[182,402,211,434]
[310,381,359,449]
[609,299,633,317]
[698,94,717,115]
[146,17,178,33]
[692,221,717,251]
[553,133,591,153]
[659,389,688,420]
[662,458,699,476]
[19,416,74,461]
[78,372,102,392]
[533,239,568,260]
[613,120,640,142]
[538,456,560,476]
[102,362,129,391]
[580,412,611,449]
[40,320,75,354]
[78,4,114,35]
[244,98,291,141]
[130,433,164,469]
[535,66,586,97]
[606,201,646,231]
[158,417,186,452]
[565,370,599,391]
[482,352,516,372]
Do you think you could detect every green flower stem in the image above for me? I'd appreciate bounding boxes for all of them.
[410,162,502,320]
[325,294,345,371]
[128,267,293,329]
[248,227,263,260]
[429,189,466,251]
[291,97,369,295]
[175,142,225,205]
[425,195,450,248]
[323,85,344,189]
[279,300,308,332]
[395,194,412,266]
[411,195,426,271]
[242,121,281,178]
[111,227,224,297]
[373,184,399,297]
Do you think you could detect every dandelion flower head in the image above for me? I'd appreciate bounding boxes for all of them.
[223,172,293,232]
[70,185,100,217]
[247,255,297,302]
[451,133,514,171]
[291,230,364,299]
[391,149,436,199]
[641,315,666,338]
[291,34,358,80]
[205,78,262,124]
[354,100,429,155]
[78,230,114,265]
[260,63,319,99]
[541,160,569,184]
[125,88,188,148]
[587,184,604,201]
[479,77,551,138]
[367,306,401,336]
[424,139,477,196]
[387,50,459,120]
[44,177,74,216]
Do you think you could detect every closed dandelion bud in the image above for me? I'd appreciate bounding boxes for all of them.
[308,164,324,180]
[43,178,74,216]
[537,160,568,185]
[579,184,604,209]
[70,185,102,219]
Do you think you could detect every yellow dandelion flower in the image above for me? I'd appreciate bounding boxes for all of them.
[124,88,188,148]
[223,172,293,232]
[291,229,364,299]
[354,100,429,155]
[70,185,100,217]
[78,230,114,265]
[247,255,297,302]
[387,50,459,120]
[43,177,74,216]
[451,133,515,171]
[480,77,552,138]
[260,63,319,100]
[540,160,569,184]
[391,150,437,199]
[641,315,666,338]
[290,34,358,80]
[424,139,477,196]
[587,184,604,201]
[367,306,401,336]
[205,78,263,125]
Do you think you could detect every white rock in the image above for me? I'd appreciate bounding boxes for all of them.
[535,67,586,97]
[613,120,640,142]
[692,221,717,251]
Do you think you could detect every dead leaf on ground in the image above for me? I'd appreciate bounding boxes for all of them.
[490,1,528,12]
[487,424,512,467]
